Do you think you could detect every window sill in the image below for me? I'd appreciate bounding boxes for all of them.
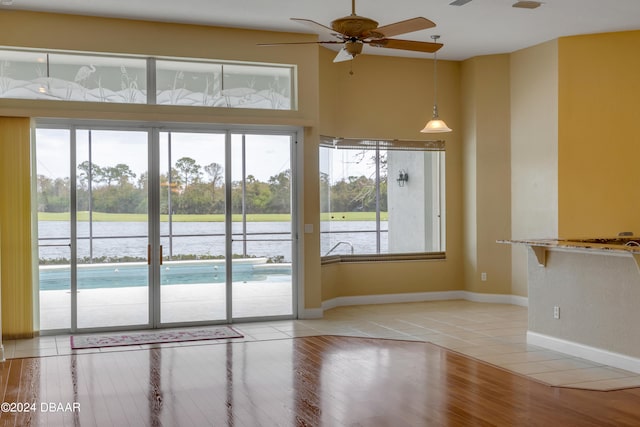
[321,252,446,265]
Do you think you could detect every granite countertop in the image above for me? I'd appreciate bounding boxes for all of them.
[498,237,640,254]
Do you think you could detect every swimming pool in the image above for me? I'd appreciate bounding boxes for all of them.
[39,259,292,291]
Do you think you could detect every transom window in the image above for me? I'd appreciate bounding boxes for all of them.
[0,48,295,110]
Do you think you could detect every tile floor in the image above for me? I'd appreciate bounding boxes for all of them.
[4,300,640,391]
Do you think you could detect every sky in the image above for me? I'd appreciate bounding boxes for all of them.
[35,128,292,183]
[320,146,379,184]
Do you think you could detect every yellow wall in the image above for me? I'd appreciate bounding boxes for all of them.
[319,49,461,141]
[320,262,342,302]
[0,117,34,338]
[510,40,559,297]
[318,48,464,300]
[558,31,640,237]
[318,29,640,302]
[328,261,463,298]
[302,125,322,309]
[461,55,512,295]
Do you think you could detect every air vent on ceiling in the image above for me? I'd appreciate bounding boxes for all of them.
[513,1,542,9]
[450,0,543,8]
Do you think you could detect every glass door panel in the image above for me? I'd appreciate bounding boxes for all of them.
[36,128,72,331]
[159,131,227,324]
[75,129,150,329]
[231,133,294,319]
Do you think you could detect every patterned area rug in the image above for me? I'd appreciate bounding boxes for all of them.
[71,327,243,349]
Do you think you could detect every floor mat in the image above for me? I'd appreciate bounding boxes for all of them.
[71,326,243,349]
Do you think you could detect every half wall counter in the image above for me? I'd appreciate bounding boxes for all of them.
[500,237,640,374]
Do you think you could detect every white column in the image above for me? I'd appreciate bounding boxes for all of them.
[388,151,439,253]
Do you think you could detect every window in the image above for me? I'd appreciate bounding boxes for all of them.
[155,60,292,109]
[0,50,146,103]
[319,136,445,260]
[0,48,295,110]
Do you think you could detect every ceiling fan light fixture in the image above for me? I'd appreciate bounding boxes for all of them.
[346,41,363,56]
[421,35,452,134]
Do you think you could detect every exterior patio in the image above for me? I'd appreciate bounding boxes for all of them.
[40,279,293,331]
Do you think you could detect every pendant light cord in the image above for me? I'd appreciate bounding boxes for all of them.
[421,35,452,132]
[431,35,440,118]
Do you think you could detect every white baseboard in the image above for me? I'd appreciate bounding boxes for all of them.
[321,291,528,312]
[0,345,4,363]
[464,291,529,307]
[463,292,528,307]
[298,308,323,319]
[509,295,529,307]
[527,331,640,375]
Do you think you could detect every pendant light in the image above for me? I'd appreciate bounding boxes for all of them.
[421,35,452,133]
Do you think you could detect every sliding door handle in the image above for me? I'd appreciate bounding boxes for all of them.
[147,244,164,265]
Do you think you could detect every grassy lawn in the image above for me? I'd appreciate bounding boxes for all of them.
[39,211,386,222]
[39,212,292,222]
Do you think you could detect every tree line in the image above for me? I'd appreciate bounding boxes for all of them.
[37,157,387,215]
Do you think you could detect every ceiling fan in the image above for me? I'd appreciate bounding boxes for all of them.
[259,0,443,62]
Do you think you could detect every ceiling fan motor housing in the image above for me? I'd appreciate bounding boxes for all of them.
[331,15,380,38]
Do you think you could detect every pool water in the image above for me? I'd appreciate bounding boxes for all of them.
[39,260,292,291]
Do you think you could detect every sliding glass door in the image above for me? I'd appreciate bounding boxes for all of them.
[35,123,297,333]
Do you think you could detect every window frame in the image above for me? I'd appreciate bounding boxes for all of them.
[319,136,446,263]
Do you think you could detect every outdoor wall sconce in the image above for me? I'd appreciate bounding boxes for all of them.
[397,169,409,187]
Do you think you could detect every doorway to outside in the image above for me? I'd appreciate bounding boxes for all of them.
[35,122,298,333]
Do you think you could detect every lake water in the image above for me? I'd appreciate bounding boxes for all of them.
[37,220,388,261]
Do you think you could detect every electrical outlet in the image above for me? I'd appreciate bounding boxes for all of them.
[481,272,487,281]
[553,306,560,319]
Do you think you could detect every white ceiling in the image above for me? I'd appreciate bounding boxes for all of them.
[3,0,640,60]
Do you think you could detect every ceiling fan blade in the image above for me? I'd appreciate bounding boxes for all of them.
[291,18,342,39]
[449,0,474,5]
[258,41,344,46]
[373,17,436,38]
[333,48,355,63]
[369,38,443,53]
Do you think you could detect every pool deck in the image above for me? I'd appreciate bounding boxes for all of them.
[40,280,293,330]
